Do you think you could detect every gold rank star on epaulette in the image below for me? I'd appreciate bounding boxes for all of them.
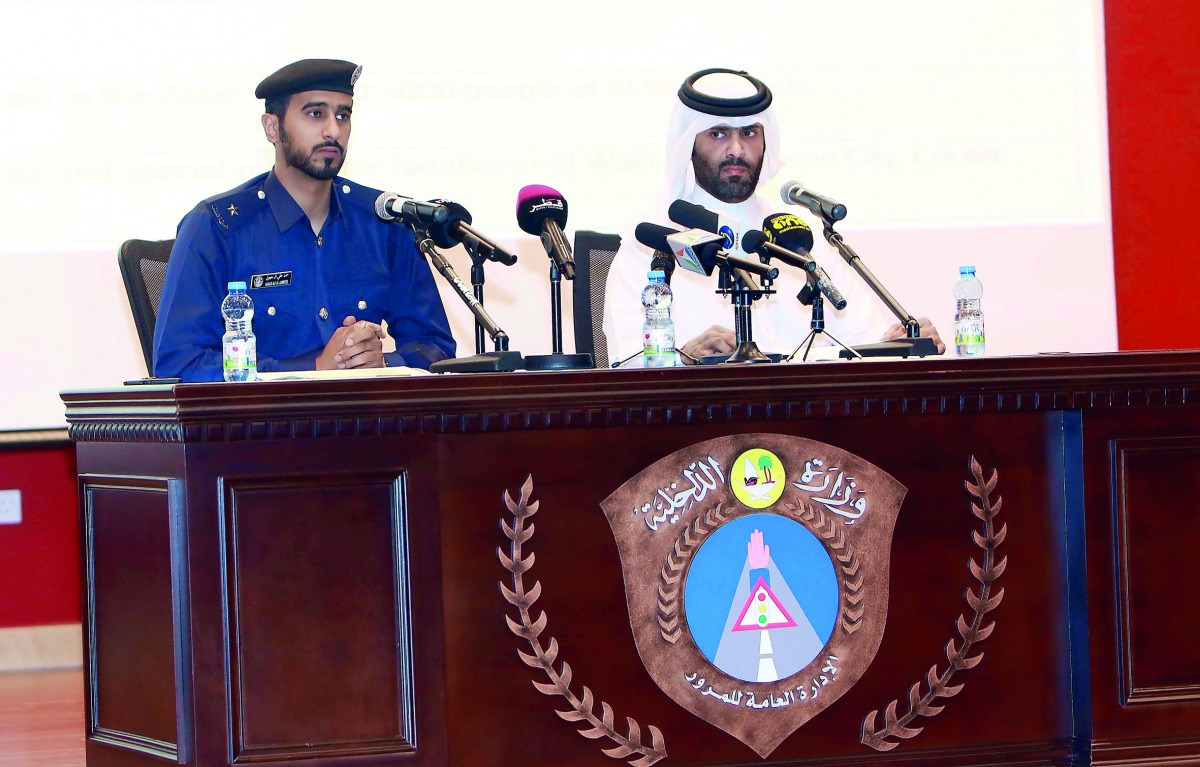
[209,186,268,232]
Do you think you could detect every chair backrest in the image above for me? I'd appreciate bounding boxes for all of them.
[571,231,621,369]
[117,238,175,375]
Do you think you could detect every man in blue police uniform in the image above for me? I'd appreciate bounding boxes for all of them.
[153,58,456,381]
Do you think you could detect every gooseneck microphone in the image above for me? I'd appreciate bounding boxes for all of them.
[374,193,450,225]
[516,185,574,279]
[780,180,847,222]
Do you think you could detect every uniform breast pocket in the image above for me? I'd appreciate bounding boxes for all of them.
[333,279,390,326]
[250,292,312,357]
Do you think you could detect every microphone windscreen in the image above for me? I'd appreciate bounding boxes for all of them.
[516,184,568,236]
[634,222,678,254]
[426,199,473,249]
[764,213,815,252]
[741,229,767,254]
[667,199,718,232]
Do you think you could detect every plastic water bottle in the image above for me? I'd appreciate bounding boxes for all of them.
[641,270,676,367]
[953,265,985,357]
[221,281,258,381]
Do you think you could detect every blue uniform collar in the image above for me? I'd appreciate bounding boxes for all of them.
[263,170,347,234]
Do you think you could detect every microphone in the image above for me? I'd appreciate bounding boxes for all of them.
[780,180,847,222]
[741,229,813,272]
[667,199,741,251]
[428,199,518,266]
[635,222,681,254]
[762,213,847,310]
[374,193,450,225]
[636,222,722,277]
[636,222,778,281]
[516,185,574,279]
[666,228,725,276]
[649,251,675,285]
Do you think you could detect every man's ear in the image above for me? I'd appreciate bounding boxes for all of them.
[262,112,279,145]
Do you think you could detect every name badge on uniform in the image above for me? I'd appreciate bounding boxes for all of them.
[250,271,292,289]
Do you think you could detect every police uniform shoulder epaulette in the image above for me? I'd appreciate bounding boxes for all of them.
[334,177,385,215]
[202,175,271,233]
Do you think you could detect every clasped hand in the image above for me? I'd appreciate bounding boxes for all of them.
[316,315,387,370]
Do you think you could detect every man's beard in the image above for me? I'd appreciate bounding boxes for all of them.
[279,123,345,181]
[692,152,762,203]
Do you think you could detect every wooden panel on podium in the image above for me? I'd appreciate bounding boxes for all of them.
[62,351,1200,767]
[1111,437,1200,704]
[222,471,414,761]
[81,475,189,763]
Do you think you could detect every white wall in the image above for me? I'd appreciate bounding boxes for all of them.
[0,0,1113,429]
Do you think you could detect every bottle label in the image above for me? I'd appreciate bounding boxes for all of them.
[223,337,258,380]
[644,327,676,367]
[954,318,985,354]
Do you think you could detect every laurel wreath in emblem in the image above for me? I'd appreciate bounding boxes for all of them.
[860,457,1005,751]
[499,476,667,767]
[786,502,866,635]
[657,502,733,643]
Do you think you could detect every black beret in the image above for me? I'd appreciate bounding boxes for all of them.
[255,59,362,100]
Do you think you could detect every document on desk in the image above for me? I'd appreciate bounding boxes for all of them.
[256,367,430,381]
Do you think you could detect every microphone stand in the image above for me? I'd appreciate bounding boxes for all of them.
[464,239,518,356]
[786,274,862,362]
[407,226,525,373]
[525,237,593,371]
[821,222,939,358]
[714,263,774,364]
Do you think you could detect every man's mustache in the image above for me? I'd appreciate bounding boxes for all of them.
[720,158,751,170]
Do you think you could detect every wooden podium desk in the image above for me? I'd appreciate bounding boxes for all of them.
[62,352,1200,767]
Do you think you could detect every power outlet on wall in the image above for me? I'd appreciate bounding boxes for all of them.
[0,489,21,524]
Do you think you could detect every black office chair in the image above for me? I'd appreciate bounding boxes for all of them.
[571,231,621,369]
[117,238,175,375]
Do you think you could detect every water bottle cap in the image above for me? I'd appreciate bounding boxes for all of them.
[648,270,665,281]
[228,281,247,291]
[959,265,975,275]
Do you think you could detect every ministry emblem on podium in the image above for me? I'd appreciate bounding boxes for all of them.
[598,433,905,757]
[501,434,1005,764]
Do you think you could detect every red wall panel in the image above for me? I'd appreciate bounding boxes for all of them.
[1106,0,1200,350]
[0,445,80,627]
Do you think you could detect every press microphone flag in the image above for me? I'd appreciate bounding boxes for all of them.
[635,222,778,281]
[667,229,725,276]
[636,222,716,276]
[667,199,740,251]
[780,180,847,222]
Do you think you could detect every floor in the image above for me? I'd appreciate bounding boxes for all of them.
[0,668,84,766]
